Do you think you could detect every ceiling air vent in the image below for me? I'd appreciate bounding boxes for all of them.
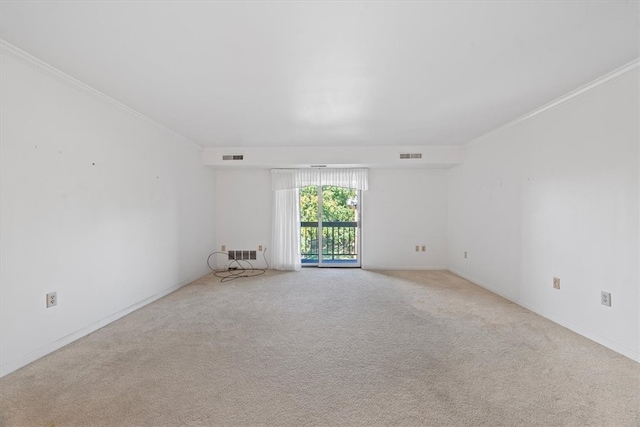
[222,154,244,161]
[399,153,422,159]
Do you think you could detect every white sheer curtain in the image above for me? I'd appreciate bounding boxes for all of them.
[271,168,368,191]
[270,188,301,270]
[318,168,369,191]
[271,169,320,191]
[270,168,368,270]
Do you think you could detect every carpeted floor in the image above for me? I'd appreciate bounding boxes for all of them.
[0,269,638,426]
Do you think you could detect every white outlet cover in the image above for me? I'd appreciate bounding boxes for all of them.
[46,292,57,308]
[601,291,611,307]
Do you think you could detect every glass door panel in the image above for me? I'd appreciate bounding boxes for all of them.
[300,186,319,265]
[300,185,360,267]
[319,186,359,267]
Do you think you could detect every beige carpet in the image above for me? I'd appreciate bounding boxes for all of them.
[0,269,638,426]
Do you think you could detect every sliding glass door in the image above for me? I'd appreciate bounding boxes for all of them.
[300,185,360,267]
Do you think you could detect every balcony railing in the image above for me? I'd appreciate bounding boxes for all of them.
[301,221,358,263]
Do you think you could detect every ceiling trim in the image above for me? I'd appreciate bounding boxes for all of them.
[0,39,203,150]
[466,58,640,148]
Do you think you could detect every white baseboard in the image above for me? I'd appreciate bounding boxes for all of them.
[362,265,448,271]
[0,272,210,378]
[449,269,640,363]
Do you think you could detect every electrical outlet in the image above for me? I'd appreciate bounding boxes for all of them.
[553,277,560,290]
[421,245,426,252]
[221,245,226,252]
[464,251,468,259]
[601,291,611,307]
[415,245,419,252]
[46,292,57,308]
[258,245,263,251]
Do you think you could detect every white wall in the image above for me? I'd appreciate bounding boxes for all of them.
[362,169,448,269]
[215,168,449,271]
[215,169,272,269]
[0,50,217,376]
[448,69,639,361]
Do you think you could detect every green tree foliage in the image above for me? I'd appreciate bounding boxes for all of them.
[300,186,318,222]
[300,186,357,260]
[300,186,356,222]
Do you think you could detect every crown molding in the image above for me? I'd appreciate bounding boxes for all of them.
[466,58,640,148]
[0,39,203,150]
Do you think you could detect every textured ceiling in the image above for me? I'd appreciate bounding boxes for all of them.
[1,1,638,148]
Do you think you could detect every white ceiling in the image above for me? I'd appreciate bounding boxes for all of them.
[1,1,638,148]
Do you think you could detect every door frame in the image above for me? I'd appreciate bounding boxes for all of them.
[301,186,362,268]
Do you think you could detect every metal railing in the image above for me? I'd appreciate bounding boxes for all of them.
[301,221,358,262]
